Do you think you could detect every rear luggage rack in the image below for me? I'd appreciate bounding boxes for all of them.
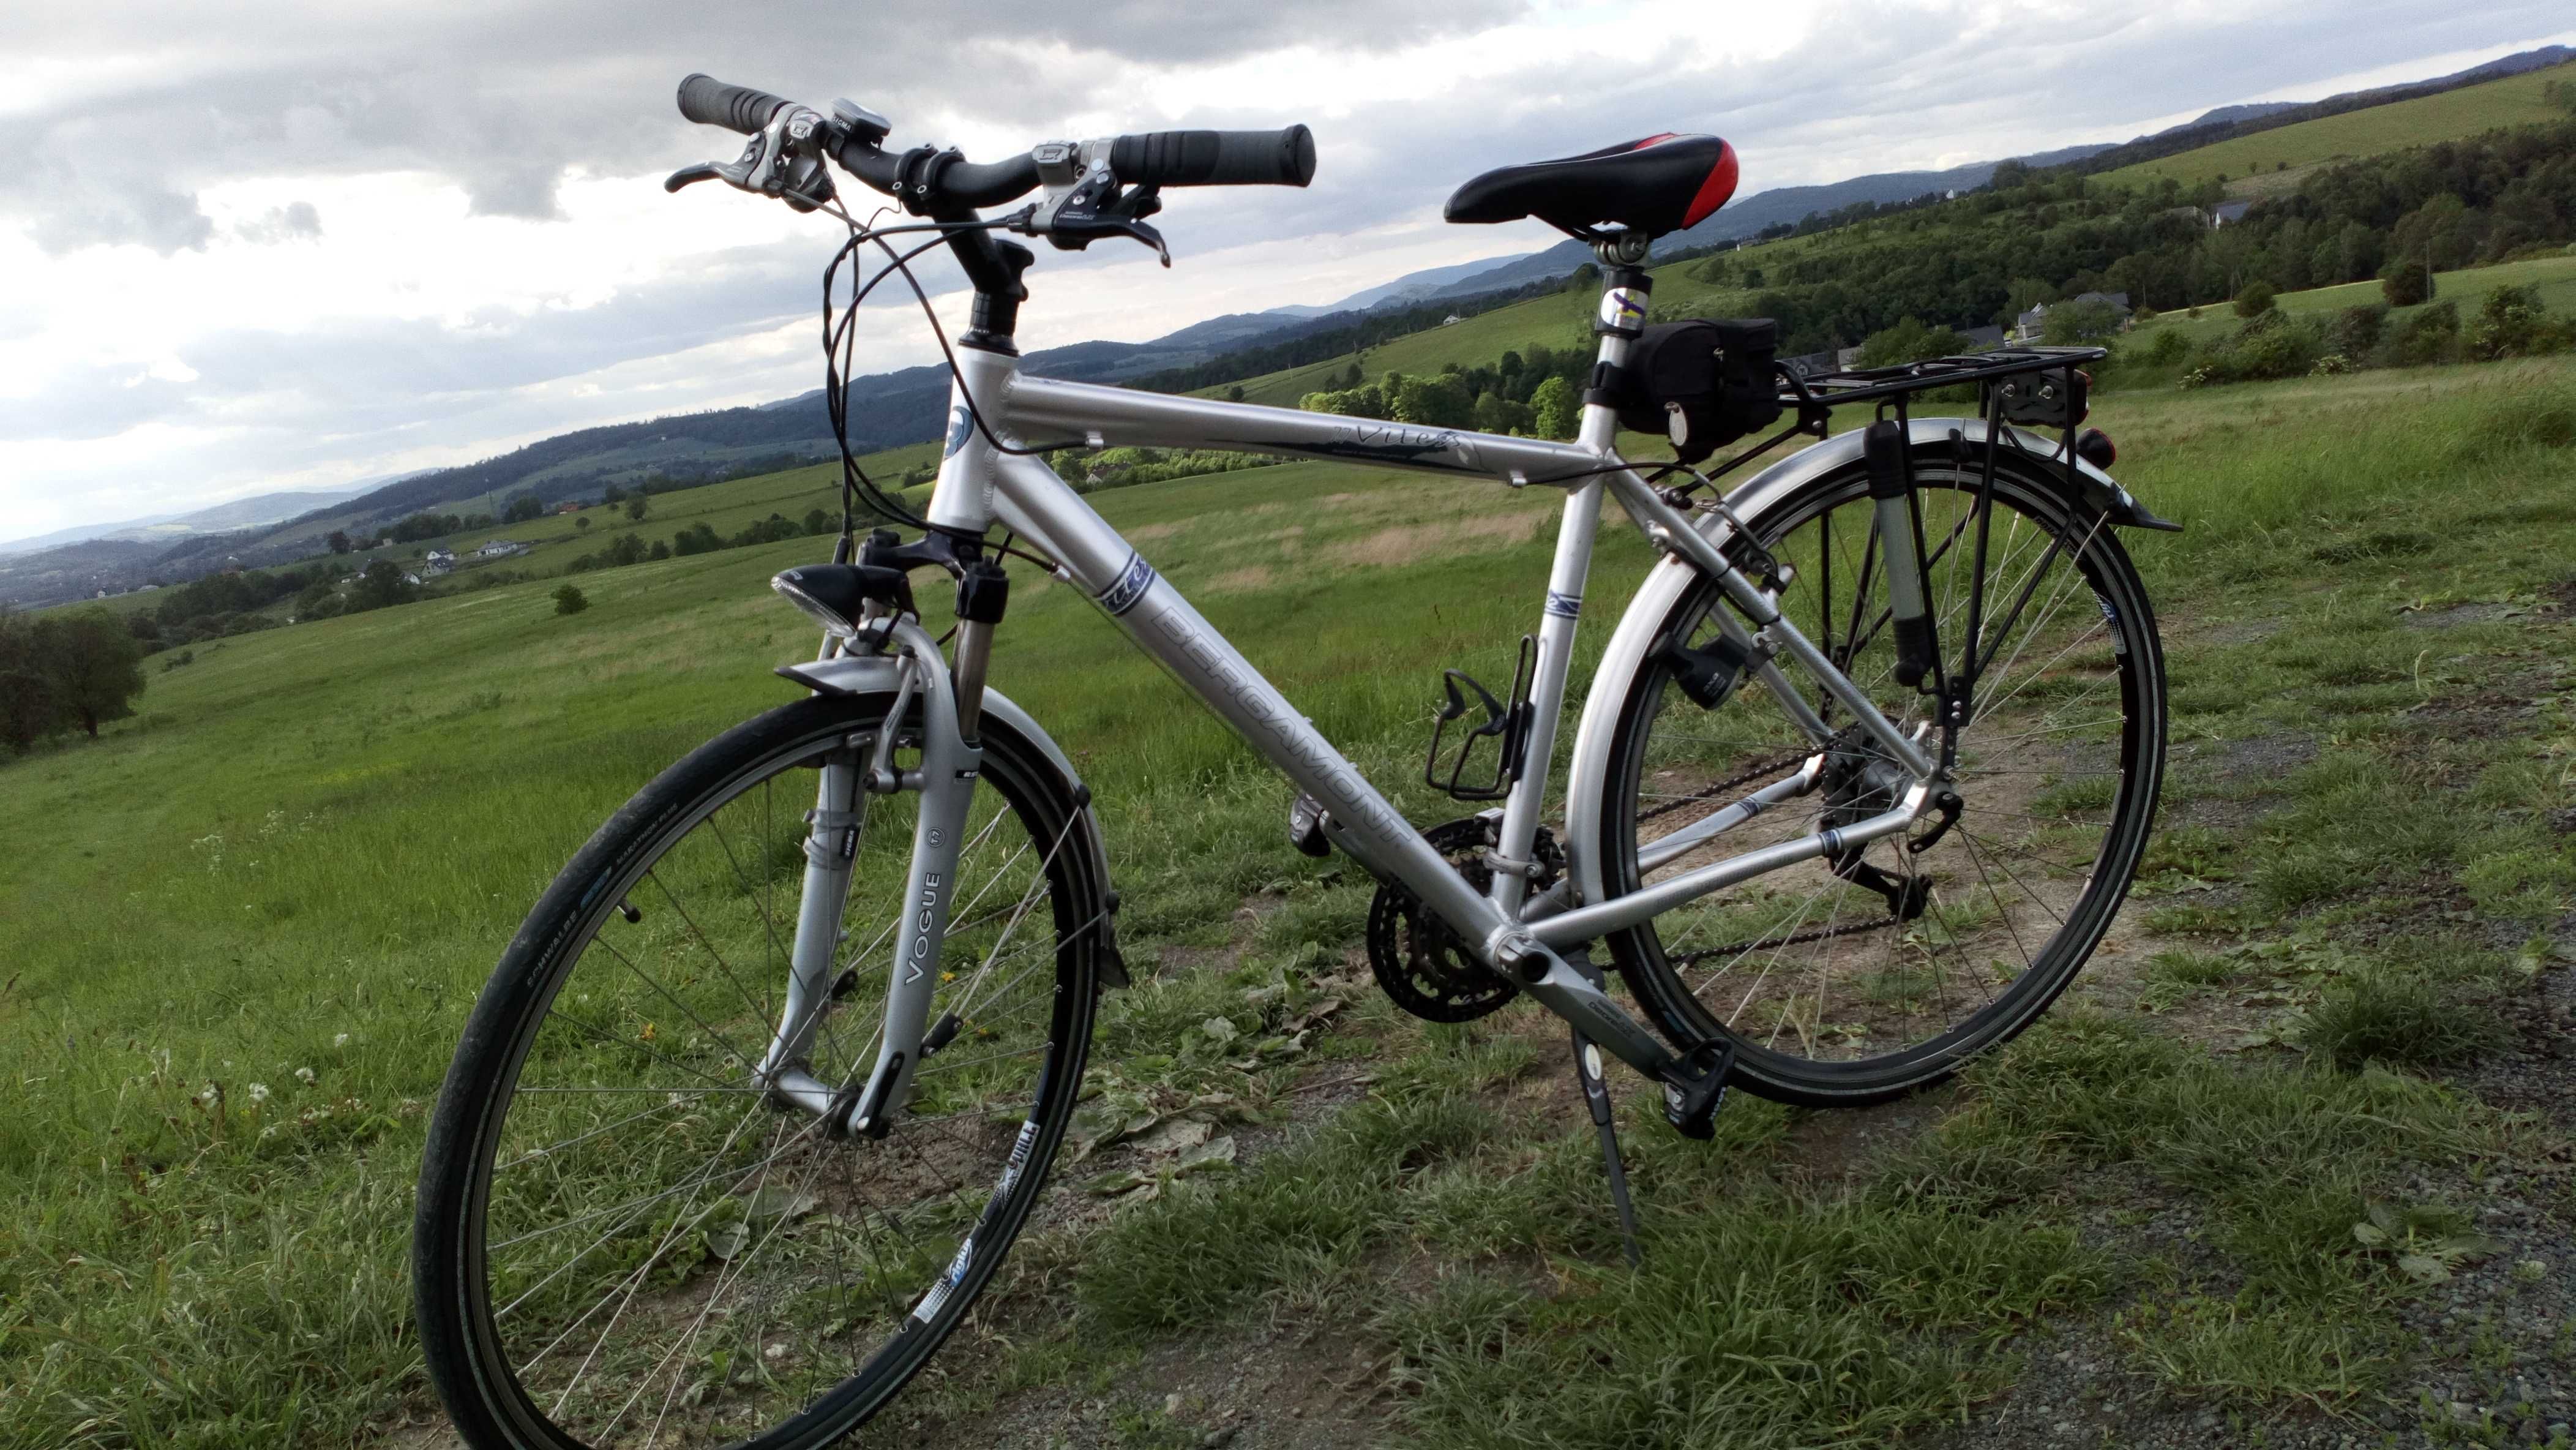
[1777,344,2106,412]
[1644,343,2116,506]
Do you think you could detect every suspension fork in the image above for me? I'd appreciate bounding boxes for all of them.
[755,618,983,1135]
[754,746,866,1092]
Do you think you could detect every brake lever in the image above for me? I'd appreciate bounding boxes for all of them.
[665,105,836,212]
[1017,173,1171,266]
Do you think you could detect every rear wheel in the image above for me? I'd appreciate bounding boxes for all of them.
[415,691,1104,1448]
[1597,449,2165,1105]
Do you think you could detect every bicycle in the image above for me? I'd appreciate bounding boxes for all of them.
[414,72,2177,1449]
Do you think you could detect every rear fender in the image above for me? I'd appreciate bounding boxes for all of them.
[1562,418,2167,909]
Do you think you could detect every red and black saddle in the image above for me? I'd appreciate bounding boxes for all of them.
[1443,133,1739,239]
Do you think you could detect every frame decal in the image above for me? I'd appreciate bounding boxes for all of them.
[1215,422,1484,473]
[1098,551,1157,615]
[1544,590,1583,619]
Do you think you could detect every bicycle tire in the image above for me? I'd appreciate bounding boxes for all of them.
[414,690,1104,1448]
[1596,446,2166,1106]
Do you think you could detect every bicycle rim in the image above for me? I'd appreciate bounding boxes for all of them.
[1603,460,2165,1103]
[420,696,1098,1448]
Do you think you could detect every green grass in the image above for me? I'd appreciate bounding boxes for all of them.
[7,355,2576,1444]
[2097,64,2576,193]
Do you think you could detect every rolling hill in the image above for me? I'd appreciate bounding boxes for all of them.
[2091,52,2574,192]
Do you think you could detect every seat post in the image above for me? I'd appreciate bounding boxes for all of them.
[1579,232,1653,453]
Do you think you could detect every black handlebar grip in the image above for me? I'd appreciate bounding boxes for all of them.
[1109,125,1316,187]
[676,73,791,135]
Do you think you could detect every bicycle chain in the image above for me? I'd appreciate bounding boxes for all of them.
[1634,748,1906,966]
[1633,749,1810,825]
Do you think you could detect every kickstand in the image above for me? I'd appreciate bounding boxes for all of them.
[1571,1027,1643,1268]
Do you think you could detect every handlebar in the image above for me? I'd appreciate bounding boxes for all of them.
[1110,128,1316,188]
[676,74,792,133]
[673,72,1312,213]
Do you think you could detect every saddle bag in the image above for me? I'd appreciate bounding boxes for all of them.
[1612,318,1782,464]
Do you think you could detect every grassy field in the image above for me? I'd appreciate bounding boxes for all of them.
[2097,63,2575,194]
[2121,253,2576,355]
[6,357,2576,1446]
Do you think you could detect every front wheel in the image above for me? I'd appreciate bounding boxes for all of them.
[414,691,1106,1449]
[1597,448,2166,1106]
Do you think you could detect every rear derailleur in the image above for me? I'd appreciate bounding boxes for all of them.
[1818,725,1958,921]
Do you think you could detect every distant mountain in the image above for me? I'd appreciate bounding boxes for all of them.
[255,309,1377,550]
[0,536,170,606]
[2441,44,2572,85]
[2151,102,2304,138]
[1267,252,1546,317]
[0,486,370,557]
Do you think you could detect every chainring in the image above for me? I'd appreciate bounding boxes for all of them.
[1365,817,1560,1024]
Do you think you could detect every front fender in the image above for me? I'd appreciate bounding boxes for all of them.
[1561,418,2170,909]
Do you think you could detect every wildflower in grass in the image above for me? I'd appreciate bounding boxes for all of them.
[294,1066,316,1086]
[333,1033,350,1048]
[246,1082,270,1103]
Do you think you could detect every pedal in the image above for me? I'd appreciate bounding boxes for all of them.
[1287,791,1331,858]
[1659,1041,1734,1140]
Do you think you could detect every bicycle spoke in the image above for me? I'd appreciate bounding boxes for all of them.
[1622,468,2152,1081]
[452,710,1095,1446]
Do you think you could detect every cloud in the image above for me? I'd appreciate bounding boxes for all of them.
[0,1,1530,251]
[6,0,2576,538]
[26,184,213,256]
[231,201,323,244]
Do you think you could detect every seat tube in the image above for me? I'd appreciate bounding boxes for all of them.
[1491,253,1650,915]
[1492,479,1601,915]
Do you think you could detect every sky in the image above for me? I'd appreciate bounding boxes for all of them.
[3,1,2572,542]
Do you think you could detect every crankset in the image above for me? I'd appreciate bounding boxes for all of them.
[1365,816,1560,1024]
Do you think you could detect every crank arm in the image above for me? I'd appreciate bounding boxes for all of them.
[1491,936,1674,1078]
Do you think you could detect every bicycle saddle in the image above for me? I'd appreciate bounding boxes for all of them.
[1443,133,1738,239]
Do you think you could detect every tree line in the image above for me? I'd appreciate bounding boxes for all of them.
[1295,345,1598,438]
[1691,118,2576,357]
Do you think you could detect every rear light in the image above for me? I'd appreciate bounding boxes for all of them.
[2075,428,2116,470]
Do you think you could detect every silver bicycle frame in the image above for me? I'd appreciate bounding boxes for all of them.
[799,300,1942,1109]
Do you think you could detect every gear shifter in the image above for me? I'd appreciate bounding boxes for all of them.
[1015,158,1169,265]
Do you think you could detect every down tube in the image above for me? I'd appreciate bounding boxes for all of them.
[990,451,1507,946]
